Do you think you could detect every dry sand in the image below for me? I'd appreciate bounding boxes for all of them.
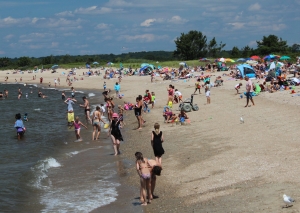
[2,68,300,212]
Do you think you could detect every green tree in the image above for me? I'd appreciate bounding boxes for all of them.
[241,45,253,58]
[17,56,31,67]
[0,57,11,67]
[42,55,54,65]
[174,30,208,60]
[231,46,240,57]
[256,35,288,55]
[290,43,300,53]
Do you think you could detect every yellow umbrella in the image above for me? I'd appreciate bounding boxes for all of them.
[225,58,235,62]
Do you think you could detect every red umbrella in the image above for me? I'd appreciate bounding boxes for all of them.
[250,55,261,60]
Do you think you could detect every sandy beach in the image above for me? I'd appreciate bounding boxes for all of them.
[2,68,300,212]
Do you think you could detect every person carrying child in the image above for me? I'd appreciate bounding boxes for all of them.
[135,152,152,205]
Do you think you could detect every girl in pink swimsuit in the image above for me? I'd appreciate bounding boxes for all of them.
[71,116,87,141]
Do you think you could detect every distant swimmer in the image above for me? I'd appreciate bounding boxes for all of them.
[14,113,26,140]
[4,89,8,98]
[38,90,42,97]
[71,87,75,98]
[0,92,3,98]
[25,93,28,99]
[18,88,22,99]
[70,116,87,141]
[62,91,66,100]
[23,113,28,122]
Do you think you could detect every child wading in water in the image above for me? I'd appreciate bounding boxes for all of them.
[151,123,164,165]
[135,152,152,205]
[71,116,87,141]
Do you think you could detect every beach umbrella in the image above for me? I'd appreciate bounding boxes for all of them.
[225,58,235,62]
[141,63,149,67]
[219,57,225,62]
[51,64,59,69]
[93,62,99,65]
[179,62,185,65]
[237,58,246,62]
[250,55,261,60]
[280,56,290,60]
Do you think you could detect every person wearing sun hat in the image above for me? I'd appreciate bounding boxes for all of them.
[108,113,123,155]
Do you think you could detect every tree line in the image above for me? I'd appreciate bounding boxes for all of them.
[0,31,299,70]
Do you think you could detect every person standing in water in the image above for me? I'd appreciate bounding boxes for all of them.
[80,96,92,124]
[65,97,77,112]
[61,91,66,100]
[92,106,106,140]
[14,113,26,140]
[71,116,87,141]
[18,88,22,99]
[108,113,123,155]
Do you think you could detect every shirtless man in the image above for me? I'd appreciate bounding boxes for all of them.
[80,96,92,124]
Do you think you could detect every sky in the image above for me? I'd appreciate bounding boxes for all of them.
[0,0,299,58]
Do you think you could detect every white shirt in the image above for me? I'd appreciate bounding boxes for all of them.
[175,91,182,96]
[100,106,106,113]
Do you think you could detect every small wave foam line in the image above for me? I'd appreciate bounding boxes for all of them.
[30,157,61,189]
[88,93,96,97]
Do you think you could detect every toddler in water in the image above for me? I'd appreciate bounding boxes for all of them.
[135,152,152,205]
[23,113,28,122]
[70,116,87,141]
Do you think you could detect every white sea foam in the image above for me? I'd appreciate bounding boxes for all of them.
[76,91,84,94]
[66,146,102,157]
[34,108,41,111]
[30,157,61,189]
[88,93,96,97]
[40,181,120,213]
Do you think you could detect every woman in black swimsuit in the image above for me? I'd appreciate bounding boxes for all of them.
[109,113,123,155]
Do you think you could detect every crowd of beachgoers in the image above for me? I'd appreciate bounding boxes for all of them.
[1,55,300,208]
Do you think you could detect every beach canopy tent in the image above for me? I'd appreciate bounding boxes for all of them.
[179,62,188,67]
[139,65,152,75]
[93,62,99,65]
[140,63,155,70]
[237,64,256,78]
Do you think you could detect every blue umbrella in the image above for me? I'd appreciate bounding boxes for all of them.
[51,65,58,69]
[139,66,149,72]
[237,58,246,62]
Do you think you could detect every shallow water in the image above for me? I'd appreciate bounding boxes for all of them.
[0,83,131,212]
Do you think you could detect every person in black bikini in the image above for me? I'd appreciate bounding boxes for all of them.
[80,96,92,124]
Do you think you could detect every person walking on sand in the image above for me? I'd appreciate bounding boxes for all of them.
[151,123,165,165]
[92,106,106,140]
[244,76,255,107]
[70,116,87,141]
[108,113,123,155]
[80,96,92,124]
[135,152,152,205]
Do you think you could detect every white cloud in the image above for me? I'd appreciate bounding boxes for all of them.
[119,34,168,42]
[248,3,261,11]
[106,0,133,7]
[248,41,257,47]
[228,22,245,29]
[74,6,122,14]
[141,19,156,27]
[51,42,59,47]
[95,23,109,29]
[4,34,14,40]
[0,16,31,27]
[168,16,188,24]
[55,11,74,17]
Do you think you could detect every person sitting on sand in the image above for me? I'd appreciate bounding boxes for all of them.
[135,152,152,206]
[163,108,177,123]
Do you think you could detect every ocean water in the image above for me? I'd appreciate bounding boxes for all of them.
[0,83,127,213]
